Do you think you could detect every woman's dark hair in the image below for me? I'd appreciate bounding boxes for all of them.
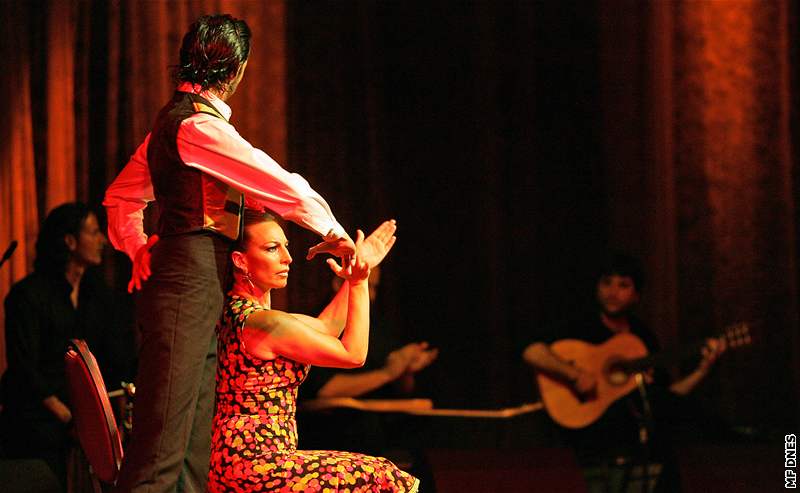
[233,208,281,253]
[226,208,281,291]
[597,251,645,292]
[175,14,251,91]
[34,202,92,275]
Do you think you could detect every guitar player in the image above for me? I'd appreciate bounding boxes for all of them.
[522,252,726,492]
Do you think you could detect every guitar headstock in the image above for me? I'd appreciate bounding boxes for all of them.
[721,322,752,348]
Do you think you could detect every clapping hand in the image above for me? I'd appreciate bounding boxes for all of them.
[310,219,396,277]
[307,233,356,262]
[326,218,398,277]
[404,342,439,373]
[358,219,397,268]
[383,342,439,379]
[326,230,370,283]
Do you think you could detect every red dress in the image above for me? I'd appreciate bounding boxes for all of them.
[208,295,419,493]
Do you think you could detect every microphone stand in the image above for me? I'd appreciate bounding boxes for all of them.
[634,372,654,493]
[0,240,18,269]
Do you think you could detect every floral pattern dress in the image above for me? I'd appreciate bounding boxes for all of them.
[208,295,420,493]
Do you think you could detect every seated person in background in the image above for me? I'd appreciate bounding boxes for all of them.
[304,265,438,400]
[208,210,418,492]
[522,252,725,492]
[0,202,136,491]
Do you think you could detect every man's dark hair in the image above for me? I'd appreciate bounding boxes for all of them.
[597,251,645,292]
[34,202,92,275]
[175,14,251,91]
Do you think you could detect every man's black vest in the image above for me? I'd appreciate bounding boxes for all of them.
[147,91,243,241]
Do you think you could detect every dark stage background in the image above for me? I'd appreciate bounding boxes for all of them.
[1,0,798,447]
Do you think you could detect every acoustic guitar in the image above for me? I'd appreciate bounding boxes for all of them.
[536,322,751,429]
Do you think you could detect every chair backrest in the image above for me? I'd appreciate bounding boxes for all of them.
[64,339,123,484]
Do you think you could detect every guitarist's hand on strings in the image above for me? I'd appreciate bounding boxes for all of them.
[669,336,728,396]
[697,337,727,374]
[571,369,598,399]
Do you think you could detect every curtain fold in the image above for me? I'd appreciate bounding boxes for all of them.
[45,0,77,211]
[1,1,41,375]
[671,0,798,425]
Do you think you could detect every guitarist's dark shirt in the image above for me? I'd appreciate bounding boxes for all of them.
[540,312,672,465]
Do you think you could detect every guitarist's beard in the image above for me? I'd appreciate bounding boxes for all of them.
[598,301,633,321]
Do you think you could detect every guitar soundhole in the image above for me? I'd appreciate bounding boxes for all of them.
[605,359,629,386]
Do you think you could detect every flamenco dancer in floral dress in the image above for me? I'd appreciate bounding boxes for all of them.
[208,211,418,493]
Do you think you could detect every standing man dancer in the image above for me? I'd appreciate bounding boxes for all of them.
[104,14,354,493]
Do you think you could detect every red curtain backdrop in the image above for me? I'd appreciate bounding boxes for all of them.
[284,0,799,426]
[0,0,797,430]
[0,0,287,375]
[599,0,798,426]
[671,0,798,426]
[1,0,49,377]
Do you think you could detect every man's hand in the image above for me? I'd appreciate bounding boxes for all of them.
[326,230,369,282]
[128,234,159,293]
[383,341,437,380]
[383,347,415,379]
[43,395,72,424]
[572,369,598,399]
[697,337,727,374]
[358,220,397,268]
[404,342,439,373]
[306,233,356,261]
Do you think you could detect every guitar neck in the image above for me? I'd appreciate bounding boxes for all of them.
[622,340,704,373]
[621,322,750,373]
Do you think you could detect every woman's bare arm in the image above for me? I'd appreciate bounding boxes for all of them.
[243,239,372,367]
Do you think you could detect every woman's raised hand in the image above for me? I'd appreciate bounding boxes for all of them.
[326,218,396,279]
[327,229,370,282]
[358,219,397,268]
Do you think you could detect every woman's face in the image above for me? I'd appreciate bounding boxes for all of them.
[240,220,292,291]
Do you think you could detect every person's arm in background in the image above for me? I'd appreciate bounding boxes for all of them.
[669,337,726,396]
[42,396,72,425]
[4,288,71,424]
[523,341,597,398]
[316,342,438,398]
[316,365,405,398]
[394,342,439,394]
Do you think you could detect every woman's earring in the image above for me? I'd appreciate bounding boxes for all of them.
[242,270,257,292]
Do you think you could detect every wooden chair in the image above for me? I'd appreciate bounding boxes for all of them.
[64,339,123,491]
